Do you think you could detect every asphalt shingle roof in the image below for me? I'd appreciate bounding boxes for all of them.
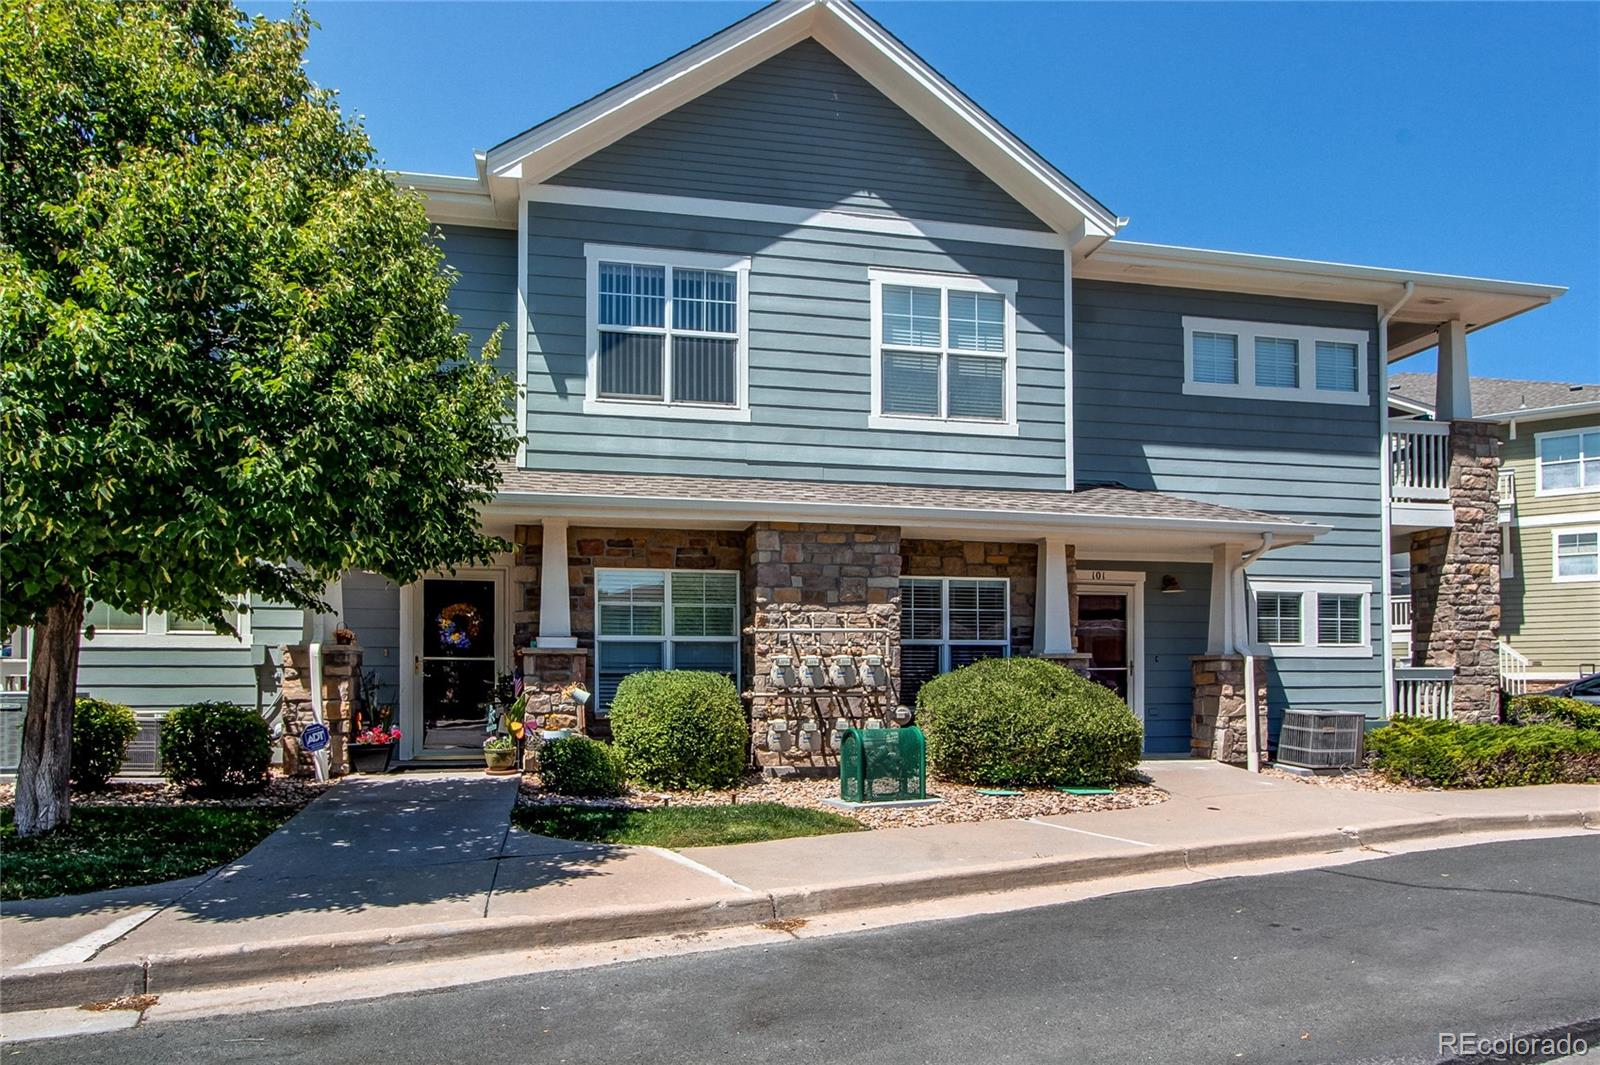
[494,467,1309,531]
[1389,373,1600,417]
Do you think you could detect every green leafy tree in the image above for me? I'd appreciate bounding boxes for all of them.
[0,0,516,835]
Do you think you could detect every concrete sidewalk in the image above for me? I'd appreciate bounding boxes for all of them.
[3,762,1596,1012]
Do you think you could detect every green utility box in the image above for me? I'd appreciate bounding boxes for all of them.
[839,726,927,803]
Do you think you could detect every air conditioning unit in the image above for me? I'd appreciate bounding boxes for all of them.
[1276,709,1366,772]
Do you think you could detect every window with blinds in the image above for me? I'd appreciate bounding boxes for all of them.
[1254,336,1299,388]
[1255,591,1303,645]
[589,247,746,414]
[1192,331,1239,385]
[594,569,739,714]
[899,576,1010,702]
[1316,593,1363,645]
[1183,317,1368,404]
[1314,340,1359,393]
[874,272,1013,427]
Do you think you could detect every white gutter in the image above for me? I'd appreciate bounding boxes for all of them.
[1230,533,1276,773]
[1378,282,1417,724]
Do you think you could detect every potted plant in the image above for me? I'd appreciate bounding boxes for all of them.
[483,734,518,774]
[348,724,401,773]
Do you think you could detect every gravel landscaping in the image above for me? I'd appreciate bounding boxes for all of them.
[520,773,1167,830]
[1261,765,1426,793]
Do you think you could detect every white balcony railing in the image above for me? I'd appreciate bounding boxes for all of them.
[1499,640,1532,697]
[1392,667,1454,719]
[1389,421,1452,502]
[1497,469,1516,523]
[1390,594,1412,644]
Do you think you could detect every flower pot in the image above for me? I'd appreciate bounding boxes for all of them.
[348,742,395,774]
[484,746,518,773]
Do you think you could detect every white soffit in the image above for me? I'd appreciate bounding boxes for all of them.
[480,0,1119,247]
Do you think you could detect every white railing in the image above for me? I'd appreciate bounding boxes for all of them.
[1499,640,1532,697]
[1393,666,1455,719]
[1390,594,1412,644]
[1389,421,1452,502]
[1497,469,1516,523]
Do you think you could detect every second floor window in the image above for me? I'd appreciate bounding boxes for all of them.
[585,245,750,418]
[1537,429,1599,495]
[869,270,1017,434]
[1182,317,1370,405]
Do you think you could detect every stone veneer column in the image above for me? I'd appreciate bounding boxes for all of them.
[746,522,901,776]
[1408,421,1502,723]
[278,642,363,776]
[1190,654,1266,764]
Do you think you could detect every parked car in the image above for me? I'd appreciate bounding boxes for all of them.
[1540,673,1600,706]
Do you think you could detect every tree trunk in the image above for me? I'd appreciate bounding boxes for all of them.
[14,589,85,837]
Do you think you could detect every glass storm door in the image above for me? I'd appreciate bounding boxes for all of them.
[1079,592,1131,699]
[420,578,497,750]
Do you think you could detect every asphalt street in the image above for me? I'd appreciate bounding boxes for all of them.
[11,835,1599,1065]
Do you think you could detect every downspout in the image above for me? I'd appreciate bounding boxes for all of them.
[1377,282,1416,722]
[1231,534,1275,773]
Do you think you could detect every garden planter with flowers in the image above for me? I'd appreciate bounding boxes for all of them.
[349,725,401,774]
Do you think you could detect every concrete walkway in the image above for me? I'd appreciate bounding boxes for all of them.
[2,762,1596,1011]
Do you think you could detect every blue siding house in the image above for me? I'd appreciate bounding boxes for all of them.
[28,0,1562,772]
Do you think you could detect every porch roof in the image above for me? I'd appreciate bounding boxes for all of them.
[489,468,1324,549]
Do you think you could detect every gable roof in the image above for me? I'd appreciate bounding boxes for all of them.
[480,1,1120,250]
[1389,372,1600,421]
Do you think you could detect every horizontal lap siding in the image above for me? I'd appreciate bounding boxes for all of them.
[438,224,517,376]
[1500,414,1600,671]
[343,571,401,713]
[1075,281,1385,728]
[75,598,303,716]
[526,202,1066,487]
[550,40,1047,232]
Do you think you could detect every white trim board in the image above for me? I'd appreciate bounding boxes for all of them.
[1180,316,1371,407]
[528,184,1065,250]
[1516,510,1600,529]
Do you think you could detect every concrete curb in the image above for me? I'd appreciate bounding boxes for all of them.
[3,808,1594,1012]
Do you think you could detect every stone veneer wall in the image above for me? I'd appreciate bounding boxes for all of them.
[900,539,1046,656]
[1190,654,1267,764]
[747,522,902,775]
[1408,421,1502,723]
[279,643,363,776]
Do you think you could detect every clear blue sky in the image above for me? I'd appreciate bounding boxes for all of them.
[258,1,1599,382]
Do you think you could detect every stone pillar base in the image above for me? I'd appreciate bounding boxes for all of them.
[519,648,590,733]
[1191,655,1267,765]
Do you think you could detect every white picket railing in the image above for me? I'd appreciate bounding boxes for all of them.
[1390,594,1412,645]
[1499,640,1532,697]
[1389,421,1452,502]
[1393,667,1455,719]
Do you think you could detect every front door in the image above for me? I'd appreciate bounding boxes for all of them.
[419,577,499,752]
[1078,592,1132,701]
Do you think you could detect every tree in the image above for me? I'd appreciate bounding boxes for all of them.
[0,0,517,835]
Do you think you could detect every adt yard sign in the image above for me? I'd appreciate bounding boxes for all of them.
[301,723,330,753]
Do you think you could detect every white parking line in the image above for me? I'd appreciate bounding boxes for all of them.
[16,906,161,968]
[1024,818,1157,848]
[641,847,757,893]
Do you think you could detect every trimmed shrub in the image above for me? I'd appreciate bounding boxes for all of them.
[539,736,627,798]
[1368,718,1600,788]
[609,671,748,790]
[71,698,139,790]
[1504,693,1600,732]
[916,657,1143,787]
[158,701,271,796]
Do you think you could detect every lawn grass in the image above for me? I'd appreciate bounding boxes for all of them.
[512,802,863,849]
[0,805,299,900]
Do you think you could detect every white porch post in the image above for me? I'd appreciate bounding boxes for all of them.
[1033,536,1074,654]
[1206,543,1243,654]
[1435,319,1472,421]
[537,518,576,649]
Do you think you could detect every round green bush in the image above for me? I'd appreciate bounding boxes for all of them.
[539,735,627,797]
[609,671,748,790]
[158,701,271,796]
[71,697,139,790]
[915,657,1143,787]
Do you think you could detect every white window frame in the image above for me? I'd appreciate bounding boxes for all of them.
[899,576,1013,674]
[1534,428,1599,498]
[1552,526,1600,584]
[1181,317,1370,405]
[83,601,251,649]
[593,568,741,717]
[582,244,752,423]
[868,268,1019,437]
[1247,580,1373,658]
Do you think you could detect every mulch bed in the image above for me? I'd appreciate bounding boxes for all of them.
[519,773,1167,830]
[1261,765,1426,793]
[0,771,332,812]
